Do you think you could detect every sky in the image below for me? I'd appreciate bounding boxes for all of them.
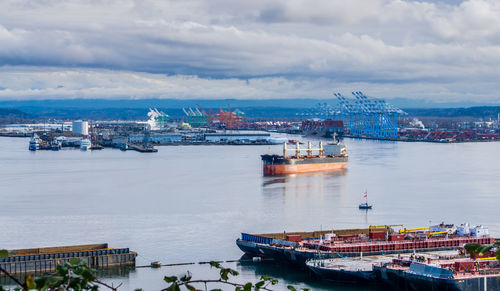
[1,0,500,103]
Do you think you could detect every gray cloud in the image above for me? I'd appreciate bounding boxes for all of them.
[0,0,500,102]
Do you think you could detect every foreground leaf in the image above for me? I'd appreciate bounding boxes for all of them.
[164,276,178,283]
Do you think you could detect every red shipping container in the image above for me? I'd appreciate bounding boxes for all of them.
[286,235,302,242]
[369,231,386,240]
[389,234,405,241]
[454,261,474,271]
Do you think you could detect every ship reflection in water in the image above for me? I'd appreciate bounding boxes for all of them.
[262,169,348,198]
[261,169,350,223]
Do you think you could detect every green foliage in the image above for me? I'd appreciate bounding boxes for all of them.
[464,243,500,263]
[0,250,8,259]
[1,258,306,291]
[464,243,481,254]
[34,258,98,291]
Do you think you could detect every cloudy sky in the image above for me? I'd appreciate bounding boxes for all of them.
[1,0,500,103]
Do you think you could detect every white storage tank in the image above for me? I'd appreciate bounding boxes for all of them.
[72,120,89,135]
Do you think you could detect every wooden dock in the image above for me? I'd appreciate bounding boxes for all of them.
[0,243,137,275]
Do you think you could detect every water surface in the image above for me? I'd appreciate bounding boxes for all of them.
[1,137,499,290]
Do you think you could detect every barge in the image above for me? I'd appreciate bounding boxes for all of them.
[373,251,500,290]
[261,138,348,176]
[0,243,137,274]
[306,250,460,284]
[236,223,494,267]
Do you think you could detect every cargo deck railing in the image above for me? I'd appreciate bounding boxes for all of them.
[245,228,370,241]
[5,243,109,256]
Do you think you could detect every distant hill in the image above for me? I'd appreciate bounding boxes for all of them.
[405,107,500,119]
[0,108,31,124]
[1,99,499,121]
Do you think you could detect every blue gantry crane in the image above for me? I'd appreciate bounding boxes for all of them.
[333,91,406,139]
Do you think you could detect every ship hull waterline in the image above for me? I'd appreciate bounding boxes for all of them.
[374,265,500,291]
[236,239,468,268]
[263,162,347,176]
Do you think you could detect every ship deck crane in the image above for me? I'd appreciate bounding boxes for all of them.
[369,225,404,232]
[399,227,429,234]
[427,230,453,238]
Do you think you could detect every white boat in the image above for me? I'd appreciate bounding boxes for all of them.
[267,137,288,144]
[50,139,62,151]
[80,138,92,151]
[29,134,41,151]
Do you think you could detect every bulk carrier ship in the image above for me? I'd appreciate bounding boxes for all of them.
[261,137,348,176]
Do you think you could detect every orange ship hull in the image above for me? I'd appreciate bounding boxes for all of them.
[263,162,347,176]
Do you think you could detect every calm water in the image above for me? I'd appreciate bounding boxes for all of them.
[0,136,499,290]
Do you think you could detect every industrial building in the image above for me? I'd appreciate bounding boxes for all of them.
[129,134,182,144]
[72,120,89,135]
[204,133,270,143]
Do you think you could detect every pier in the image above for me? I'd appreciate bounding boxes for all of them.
[0,243,137,275]
[125,143,158,152]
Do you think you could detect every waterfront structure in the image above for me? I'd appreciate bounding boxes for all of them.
[72,120,89,135]
[129,133,182,144]
[183,107,209,128]
[334,91,405,139]
[184,104,245,129]
[147,108,169,130]
[203,133,269,143]
[301,119,344,138]
[0,243,136,274]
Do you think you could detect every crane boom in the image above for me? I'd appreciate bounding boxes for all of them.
[427,230,453,238]
[399,227,429,234]
[369,224,403,229]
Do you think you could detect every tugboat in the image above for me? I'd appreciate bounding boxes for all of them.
[80,138,91,151]
[28,134,41,151]
[50,139,62,151]
[359,191,372,209]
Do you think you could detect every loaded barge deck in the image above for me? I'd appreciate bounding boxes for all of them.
[373,251,500,290]
[236,223,495,267]
[0,243,137,275]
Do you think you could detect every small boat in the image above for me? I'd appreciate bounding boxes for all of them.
[359,190,372,209]
[359,202,372,209]
[29,134,41,151]
[50,139,62,151]
[80,138,91,151]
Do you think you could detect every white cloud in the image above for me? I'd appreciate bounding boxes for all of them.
[0,67,498,104]
[0,0,500,102]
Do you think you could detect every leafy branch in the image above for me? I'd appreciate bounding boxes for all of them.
[464,242,500,261]
[1,250,308,291]
[160,261,310,291]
